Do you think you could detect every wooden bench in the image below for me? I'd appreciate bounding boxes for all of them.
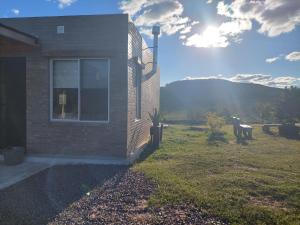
[262,124,282,133]
[240,124,253,139]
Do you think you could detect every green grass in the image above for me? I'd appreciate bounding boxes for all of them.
[133,125,300,225]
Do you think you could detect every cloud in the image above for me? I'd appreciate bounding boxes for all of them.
[266,56,280,63]
[119,0,199,37]
[217,0,300,37]
[180,26,192,34]
[57,0,76,9]
[121,0,299,48]
[184,19,252,48]
[11,9,20,15]
[285,51,300,61]
[184,74,300,88]
[265,51,300,63]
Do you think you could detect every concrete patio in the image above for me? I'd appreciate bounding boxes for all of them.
[0,156,51,190]
[0,153,138,191]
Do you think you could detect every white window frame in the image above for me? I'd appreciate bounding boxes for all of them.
[50,58,110,123]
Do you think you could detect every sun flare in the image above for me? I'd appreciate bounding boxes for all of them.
[199,26,227,48]
[185,25,228,48]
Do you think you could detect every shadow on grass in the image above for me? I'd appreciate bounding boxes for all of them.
[207,132,228,145]
[136,143,157,163]
[279,132,300,140]
[236,137,249,145]
[0,165,128,225]
[188,126,209,132]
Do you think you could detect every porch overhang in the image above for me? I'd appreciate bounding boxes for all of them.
[0,23,39,47]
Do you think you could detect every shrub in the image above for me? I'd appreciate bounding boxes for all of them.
[206,112,225,134]
[149,108,160,127]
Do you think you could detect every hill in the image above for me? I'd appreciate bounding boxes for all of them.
[160,79,284,122]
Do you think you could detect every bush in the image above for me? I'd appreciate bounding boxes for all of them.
[279,124,300,138]
[206,113,225,134]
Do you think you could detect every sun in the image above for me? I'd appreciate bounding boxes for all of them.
[201,26,226,48]
[186,25,228,48]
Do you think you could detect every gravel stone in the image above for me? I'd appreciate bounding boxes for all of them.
[0,165,227,225]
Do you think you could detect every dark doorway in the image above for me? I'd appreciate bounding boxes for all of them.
[0,57,26,149]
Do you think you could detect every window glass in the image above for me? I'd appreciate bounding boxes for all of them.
[52,60,78,120]
[136,71,141,119]
[80,59,109,121]
[51,59,109,122]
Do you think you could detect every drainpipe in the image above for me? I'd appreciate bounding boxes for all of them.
[143,25,160,81]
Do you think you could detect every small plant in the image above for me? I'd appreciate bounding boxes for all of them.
[149,108,160,127]
[149,108,162,149]
[206,113,227,144]
[206,112,225,134]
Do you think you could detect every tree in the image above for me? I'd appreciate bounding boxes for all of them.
[256,102,276,123]
[276,87,300,123]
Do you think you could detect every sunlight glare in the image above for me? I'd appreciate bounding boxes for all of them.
[201,26,227,48]
[185,25,229,48]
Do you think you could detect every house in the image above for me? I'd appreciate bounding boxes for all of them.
[0,14,160,164]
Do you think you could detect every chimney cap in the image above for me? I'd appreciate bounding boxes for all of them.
[152,26,160,35]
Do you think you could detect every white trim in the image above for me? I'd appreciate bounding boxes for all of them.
[49,58,110,123]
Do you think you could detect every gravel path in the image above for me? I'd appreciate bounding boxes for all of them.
[0,165,227,225]
[0,165,127,225]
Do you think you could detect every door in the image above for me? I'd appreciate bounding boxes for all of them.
[0,58,26,149]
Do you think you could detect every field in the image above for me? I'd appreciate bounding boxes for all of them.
[134,125,300,225]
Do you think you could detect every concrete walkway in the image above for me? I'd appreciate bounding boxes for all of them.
[0,156,51,190]
[0,149,146,190]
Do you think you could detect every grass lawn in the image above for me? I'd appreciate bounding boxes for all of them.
[133,125,300,225]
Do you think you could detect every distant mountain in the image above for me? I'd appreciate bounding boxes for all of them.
[160,79,284,122]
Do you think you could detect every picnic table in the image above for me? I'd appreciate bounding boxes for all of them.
[240,124,253,139]
[232,117,253,139]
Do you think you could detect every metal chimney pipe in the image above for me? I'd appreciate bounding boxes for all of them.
[142,25,160,81]
[152,25,160,74]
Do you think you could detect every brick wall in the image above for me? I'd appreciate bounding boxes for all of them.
[127,23,160,157]
[0,15,130,158]
[0,15,160,159]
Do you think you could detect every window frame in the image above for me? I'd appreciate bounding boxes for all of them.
[135,71,142,120]
[49,58,110,123]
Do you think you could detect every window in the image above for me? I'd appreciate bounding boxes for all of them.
[51,59,109,122]
[52,60,79,120]
[136,70,142,119]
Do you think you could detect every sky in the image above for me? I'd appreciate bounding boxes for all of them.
[1,0,300,88]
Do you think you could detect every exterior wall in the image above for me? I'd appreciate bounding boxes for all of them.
[0,15,129,158]
[127,23,160,157]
